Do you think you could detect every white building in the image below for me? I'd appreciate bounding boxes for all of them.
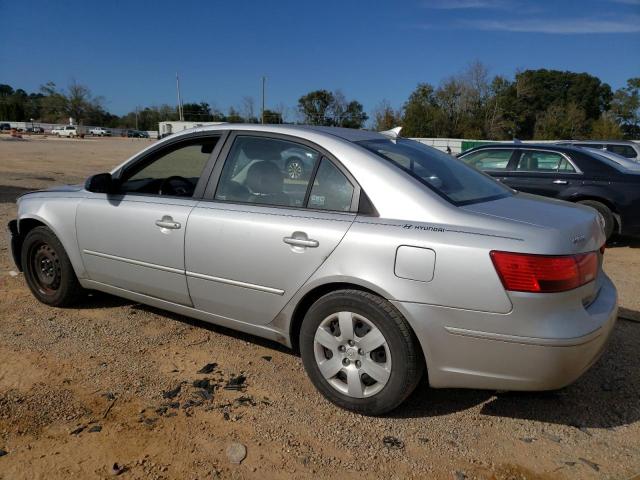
[158,121,226,138]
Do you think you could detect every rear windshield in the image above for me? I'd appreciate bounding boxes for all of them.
[357,138,512,205]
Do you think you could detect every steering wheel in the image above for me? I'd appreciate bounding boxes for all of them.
[159,176,194,196]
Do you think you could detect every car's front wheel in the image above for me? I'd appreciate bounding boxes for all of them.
[300,289,424,415]
[21,226,84,307]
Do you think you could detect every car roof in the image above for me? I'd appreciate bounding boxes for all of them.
[558,139,637,146]
[168,123,388,143]
[461,143,583,155]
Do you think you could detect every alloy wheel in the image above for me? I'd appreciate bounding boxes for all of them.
[313,311,392,398]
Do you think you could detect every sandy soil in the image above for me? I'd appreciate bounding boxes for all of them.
[0,135,639,480]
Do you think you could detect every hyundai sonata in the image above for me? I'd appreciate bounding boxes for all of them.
[8,125,618,415]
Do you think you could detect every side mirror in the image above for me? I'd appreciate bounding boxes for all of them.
[85,173,114,193]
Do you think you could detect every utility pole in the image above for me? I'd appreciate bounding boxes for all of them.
[261,76,266,124]
[135,107,139,131]
[176,72,184,121]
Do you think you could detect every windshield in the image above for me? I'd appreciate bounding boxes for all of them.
[357,138,512,205]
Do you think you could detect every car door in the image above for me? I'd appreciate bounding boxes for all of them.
[504,149,579,198]
[76,134,222,305]
[185,133,357,325]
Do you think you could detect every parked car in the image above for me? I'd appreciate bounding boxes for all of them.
[53,125,78,138]
[0,123,11,131]
[9,125,617,415]
[89,127,111,137]
[556,140,640,161]
[459,144,640,238]
[126,129,148,138]
[579,147,640,172]
[26,126,44,133]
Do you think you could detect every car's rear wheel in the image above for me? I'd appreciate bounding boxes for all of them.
[21,226,84,307]
[300,289,424,415]
[578,200,614,239]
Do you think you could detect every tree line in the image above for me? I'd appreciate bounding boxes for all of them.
[1,63,638,139]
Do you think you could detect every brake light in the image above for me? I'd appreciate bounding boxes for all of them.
[490,250,598,293]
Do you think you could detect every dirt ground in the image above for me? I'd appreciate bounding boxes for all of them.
[0,135,639,480]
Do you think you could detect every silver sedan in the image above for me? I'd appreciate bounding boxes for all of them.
[8,125,618,415]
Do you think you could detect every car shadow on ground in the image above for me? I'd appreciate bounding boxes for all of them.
[73,292,639,428]
[74,291,294,354]
[607,235,640,248]
[396,317,639,429]
[0,185,38,203]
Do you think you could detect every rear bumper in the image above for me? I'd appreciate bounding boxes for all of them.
[394,274,618,391]
[7,220,22,271]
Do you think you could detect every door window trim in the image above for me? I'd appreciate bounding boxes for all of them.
[201,130,363,214]
[111,131,229,200]
[511,149,582,174]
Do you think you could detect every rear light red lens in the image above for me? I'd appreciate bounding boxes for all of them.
[490,250,598,293]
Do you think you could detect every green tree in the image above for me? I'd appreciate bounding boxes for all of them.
[590,112,624,139]
[534,102,588,139]
[372,100,401,131]
[401,83,438,137]
[611,78,640,138]
[298,90,335,125]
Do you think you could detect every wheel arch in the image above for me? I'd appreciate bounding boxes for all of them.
[286,280,426,374]
[16,214,85,277]
[568,195,622,234]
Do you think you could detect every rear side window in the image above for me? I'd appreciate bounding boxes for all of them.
[358,138,511,206]
[460,149,513,170]
[607,144,637,158]
[215,136,319,207]
[308,159,354,211]
[516,151,575,173]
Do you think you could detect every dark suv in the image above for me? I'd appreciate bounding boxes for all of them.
[459,144,640,238]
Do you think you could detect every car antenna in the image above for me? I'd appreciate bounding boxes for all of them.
[379,126,402,143]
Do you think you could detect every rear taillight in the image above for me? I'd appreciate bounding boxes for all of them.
[490,250,598,293]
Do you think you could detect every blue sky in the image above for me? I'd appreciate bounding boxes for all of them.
[1,0,639,119]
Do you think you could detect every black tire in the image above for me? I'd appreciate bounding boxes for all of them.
[285,157,305,180]
[578,200,615,239]
[299,289,424,415]
[21,226,84,307]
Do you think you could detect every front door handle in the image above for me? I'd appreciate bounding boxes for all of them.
[553,179,568,185]
[155,215,181,229]
[283,232,319,248]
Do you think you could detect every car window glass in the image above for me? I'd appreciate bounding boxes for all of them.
[516,151,567,172]
[358,139,511,205]
[558,158,576,172]
[215,136,320,208]
[308,158,354,212]
[119,138,218,197]
[461,149,513,170]
[607,145,636,158]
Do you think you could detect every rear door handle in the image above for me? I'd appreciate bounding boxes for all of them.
[283,232,319,248]
[155,215,181,229]
[553,179,568,185]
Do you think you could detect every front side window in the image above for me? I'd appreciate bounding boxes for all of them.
[516,151,575,172]
[460,149,513,171]
[215,136,320,207]
[358,138,511,205]
[119,137,218,197]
